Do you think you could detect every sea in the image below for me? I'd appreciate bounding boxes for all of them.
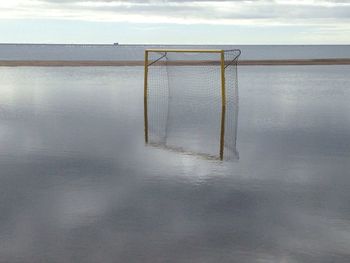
[0,44,350,61]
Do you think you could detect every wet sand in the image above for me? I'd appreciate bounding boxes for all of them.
[1,66,350,262]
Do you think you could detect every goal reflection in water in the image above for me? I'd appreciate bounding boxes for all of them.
[145,49,240,160]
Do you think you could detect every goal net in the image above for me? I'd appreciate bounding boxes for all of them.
[144,49,240,160]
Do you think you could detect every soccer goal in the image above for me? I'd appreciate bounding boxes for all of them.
[144,49,241,160]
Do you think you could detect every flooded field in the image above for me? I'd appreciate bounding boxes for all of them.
[0,65,350,262]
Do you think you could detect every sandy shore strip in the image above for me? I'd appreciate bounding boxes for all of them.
[0,59,350,66]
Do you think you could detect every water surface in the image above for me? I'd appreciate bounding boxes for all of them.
[0,66,350,262]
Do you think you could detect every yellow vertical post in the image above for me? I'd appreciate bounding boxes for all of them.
[144,50,149,143]
[219,51,226,160]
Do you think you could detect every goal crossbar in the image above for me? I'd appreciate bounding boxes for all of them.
[145,49,223,53]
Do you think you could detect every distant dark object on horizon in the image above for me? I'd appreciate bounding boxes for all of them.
[113,43,119,46]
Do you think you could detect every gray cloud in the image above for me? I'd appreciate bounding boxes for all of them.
[38,0,350,19]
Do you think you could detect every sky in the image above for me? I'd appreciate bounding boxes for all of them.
[0,0,349,44]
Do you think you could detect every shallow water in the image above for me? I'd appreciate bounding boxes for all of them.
[0,66,350,262]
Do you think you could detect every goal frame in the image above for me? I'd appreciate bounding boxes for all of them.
[144,49,238,160]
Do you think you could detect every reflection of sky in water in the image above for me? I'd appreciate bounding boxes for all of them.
[0,66,350,262]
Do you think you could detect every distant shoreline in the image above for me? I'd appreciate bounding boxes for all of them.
[0,59,349,67]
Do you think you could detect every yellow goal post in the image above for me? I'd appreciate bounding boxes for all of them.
[144,48,241,160]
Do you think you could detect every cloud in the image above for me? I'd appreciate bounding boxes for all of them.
[0,0,349,26]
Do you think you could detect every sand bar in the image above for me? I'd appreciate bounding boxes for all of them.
[0,59,349,67]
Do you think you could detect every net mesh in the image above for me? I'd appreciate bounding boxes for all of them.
[146,50,240,159]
